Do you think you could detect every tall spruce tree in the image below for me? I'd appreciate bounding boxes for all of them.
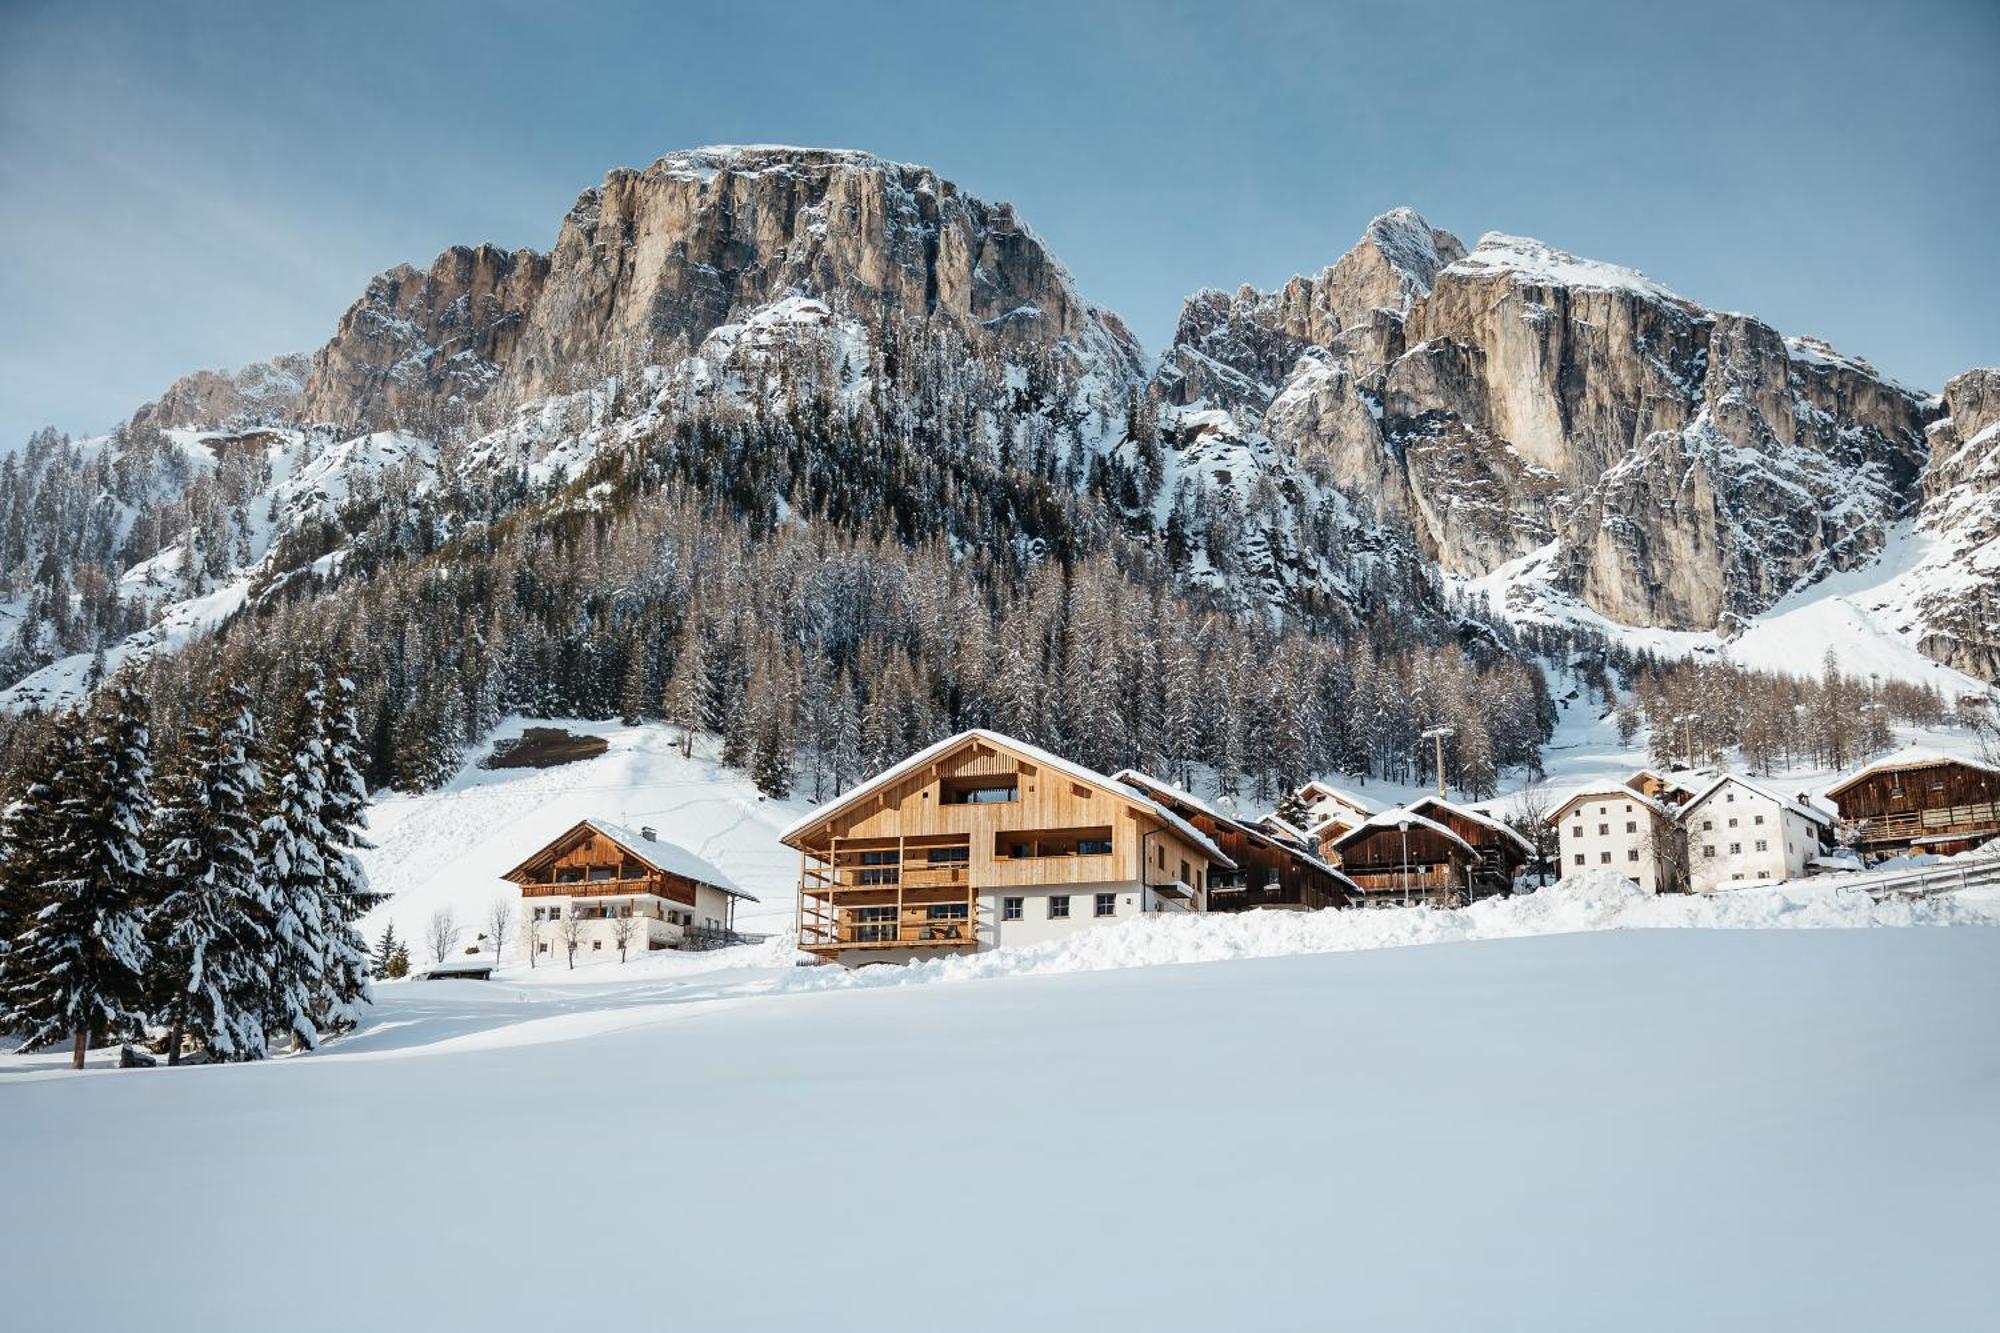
[5,681,154,1068]
[146,685,269,1063]
[0,710,77,1033]
[260,671,335,1050]
[313,673,378,1030]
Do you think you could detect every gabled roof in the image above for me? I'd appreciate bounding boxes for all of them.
[779,730,1235,869]
[1256,813,1313,846]
[1678,774,1832,828]
[1404,795,1536,854]
[503,817,758,901]
[1115,769,1352,887]
[1548,785,1676,825]
[1299,780,1379,818]
[1330,807,1478,858]
[1823,749,2000,799]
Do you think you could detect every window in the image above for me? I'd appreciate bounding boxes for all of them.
[1180,859,1191,886]
[942,779,1017,805]
[925,903,969,920]
[1002,896,1023,921]
[927,846,969,863]
[1732,872,1745,881]
[1573,853,1585,866]
[1599,851,1612,864]
[556,866,584,884]
[1703,845,1716,858]
[1754,814,1766,825]
[859,850,900,865]
[1572,825,1583,838]
[1727,817,1739,828]
[852,905,897,943]
[1701,820,1713,831]
[1627,849,1639,862]
[1726,792,1735,803]
[1755,839,1768,852]
[547,906,561,920]
[1078,838,1113,856]
[1094,893,1116,918]
[588,865,618,881]
[538,942,549,954]
[1728,842,1742,855]
[1048,896,1070,920]
[1625,821,1637,834]
[592,940,602,951]
[1598,823,1609,836]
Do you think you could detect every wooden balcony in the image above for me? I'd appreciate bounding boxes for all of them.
[1854,803,2000,848]
[520,876,665,899]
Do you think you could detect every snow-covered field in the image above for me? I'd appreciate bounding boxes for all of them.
[3,915,1995,1331]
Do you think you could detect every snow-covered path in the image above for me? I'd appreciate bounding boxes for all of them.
[4,926,1996,1331]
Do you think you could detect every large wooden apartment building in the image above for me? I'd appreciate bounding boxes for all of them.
[781,730,1235,965]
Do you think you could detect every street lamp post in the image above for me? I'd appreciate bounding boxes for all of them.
[1398,818,1412,906]
[1421,726,1455,799]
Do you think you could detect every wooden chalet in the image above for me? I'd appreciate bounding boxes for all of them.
[1326,796,1530,907]
[1327,809,1482,908]
[1624,768,1702,811]
[1824,752,2000,858]
[780,731,1235,964]
[500,818,758,957]
[1114,770,1358,911]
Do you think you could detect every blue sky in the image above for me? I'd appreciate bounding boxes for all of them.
[2,0,1995,444]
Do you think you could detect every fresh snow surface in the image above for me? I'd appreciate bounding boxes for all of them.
[3,919,1995,1331]
[1448,232,1689,303]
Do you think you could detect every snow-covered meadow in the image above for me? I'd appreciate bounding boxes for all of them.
[4,918,1996,1331]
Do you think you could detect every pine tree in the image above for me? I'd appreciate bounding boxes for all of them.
[661,622,707,760]
[261,670,340,1051]
[313,673,378,1031]
[146,685,269,1063]
[0,712,75,1034]
[5,681,154,1068]
[370,921,400,981]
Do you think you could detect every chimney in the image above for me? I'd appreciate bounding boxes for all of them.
[640,825,658,842]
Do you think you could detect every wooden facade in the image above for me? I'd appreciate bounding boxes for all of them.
[782,732,1232,960]
[1330,815,1478,907]
[504,823,706,907]
[499,819,754,953]
[1116,771,1357,911]
[1402,796,1531,899]
[1825,755,2000,856]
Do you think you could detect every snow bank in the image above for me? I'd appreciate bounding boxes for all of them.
[784,870,1998,995]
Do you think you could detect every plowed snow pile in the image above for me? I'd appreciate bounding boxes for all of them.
[786,870,1999,993]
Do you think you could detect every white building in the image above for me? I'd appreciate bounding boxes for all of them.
[1677,775,1833,891]
[1296,781,1379,856]
[1549,784,1686,894]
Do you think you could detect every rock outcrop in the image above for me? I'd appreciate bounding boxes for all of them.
[303,146,1140,433]
[1159,216,1935,632]
[1909,368,2000,677]
[128,353,311,433]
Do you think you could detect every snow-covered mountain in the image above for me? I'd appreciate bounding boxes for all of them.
[5,145,1997,716]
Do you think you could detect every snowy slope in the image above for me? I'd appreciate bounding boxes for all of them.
[356,717,817,949]
[3,926,1995,1331]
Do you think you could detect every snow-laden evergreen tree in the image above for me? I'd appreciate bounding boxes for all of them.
[0,710,77,1034]
[146,685,270,1063]
[260,670,335,1050]
[370,921,400,981]
[4,680,154,1068]
[314,673,378,1029]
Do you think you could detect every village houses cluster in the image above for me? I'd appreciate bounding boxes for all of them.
[485,731,2000,970]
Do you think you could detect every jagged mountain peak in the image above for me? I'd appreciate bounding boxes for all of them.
[1443,231,1690,305]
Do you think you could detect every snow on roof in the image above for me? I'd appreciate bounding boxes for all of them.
[1114,769,1351,886]
[1299,781,1379,817]
[1548,785,1677,824]
[1823,749,2000,798]
[1257,813,1313,845]
[1331,807,1478,858]
[780,731,1235,870]
[1445,232,1687,304]
[580,818,758,900]
[1677,774,1832,827]
[1405,795,1536,854]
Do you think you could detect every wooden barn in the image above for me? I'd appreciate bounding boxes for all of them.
[1402,796,1533,898]
[1823,752,2000,858]
[1115,770,1358,911]
[1327,809,1483,908]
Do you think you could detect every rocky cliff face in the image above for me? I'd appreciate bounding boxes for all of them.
[303,147,1140,433]
[1160,217,1936,633]
[1907,368,2000,677]
[129,352,311,433]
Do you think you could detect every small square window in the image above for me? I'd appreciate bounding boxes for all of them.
[592,940,602,951]
[1703,845,1716,858]
[1728,817,1739,828]
[1625,821,1636,834]
[1002,896,1023,921]
[1728,842,1742,855]
[1573,853,1585,866]
[1571,825,1582,838]
[1701,820,1713,831]
[1754,814,1766,825]
[1755,839,1768,852]
[1597,823,1609,836]
[1048,895,1070,920]
[1094,893,1116,917]
[1627,849,1639,861]
[1599,851,1611,864]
